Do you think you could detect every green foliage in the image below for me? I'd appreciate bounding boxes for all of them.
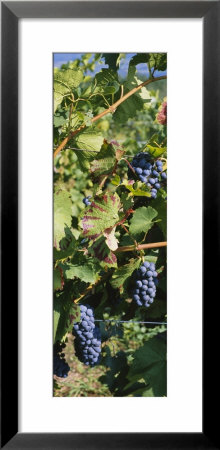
[149,53,167,72]
[53,53,167,397]
[151,198,167,239]
[54,267,63,290]
[53,68,83,112]
[129,206,158,236]
[90,141,124,176]
[101,53,120,71]
[114,65,151,123]
[145,145,167,158]
[110,258,140,290]
[75,130,103,152]
[60,257,99,284]
[54,294,80,343]
[54,190,72,248]
[128,335,167,396]
[124,183,151,197]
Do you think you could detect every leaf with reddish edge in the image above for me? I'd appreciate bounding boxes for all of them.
[81,192,120,240]
[69,303,81,324]
[89,236,117,268]
[104,226,119,251]
[54,267,64,291]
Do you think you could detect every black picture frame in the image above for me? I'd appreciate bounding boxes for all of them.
[1,1,220,449]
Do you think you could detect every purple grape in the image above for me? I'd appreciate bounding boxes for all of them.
[131,262,159,309]
[73,304,101,367]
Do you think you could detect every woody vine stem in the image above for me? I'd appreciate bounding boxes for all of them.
[53,75,167,158]
[115,241,167,253]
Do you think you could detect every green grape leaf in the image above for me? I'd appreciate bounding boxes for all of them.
[102,53,120,70]
[54,81,69,96]
[53,68,83,113]
[110,258,140,290]
[95,68,118,87]
[129,206,158,236]
[54,296,81,343]
[74,130,103,170]
[99,350,131,395]
[54,68,83,90]
[54,91,64,113]
[124,184,151,197]
[54,267,64,291]
[54,114,67,128]
[129,53,150,67]
[120,192,134,211]
[90,147,116,176]
[54,190,72,249]
[70,111,85,130]
[90,141,124,176]
[142,387,155,397]
[53,243,76,261]
[75,130,103,153]
[145,145,166,158]
[128,336,167,397]
[53,309,61,343]
[54,227,77,261]
[110,174,121,186]
[151,198,167,238]
[81,192,120,239]
[61,261,99,284]
[149,53,167,72]
[113,65,150,123]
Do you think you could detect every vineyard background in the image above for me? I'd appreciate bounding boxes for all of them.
[53,53,167,397]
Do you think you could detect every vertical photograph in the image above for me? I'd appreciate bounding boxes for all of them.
[53,53,167,397]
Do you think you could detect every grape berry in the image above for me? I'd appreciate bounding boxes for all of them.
[132,261,158,307]
[73,305,101,367]
[130,152,166,198]
[83,196,92,206]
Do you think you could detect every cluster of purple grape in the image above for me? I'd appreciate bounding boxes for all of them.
[83,196,92,206]
[73,305,101,367]
[53,342,70,378]
[132,261,158,308]
[130,152,167,198]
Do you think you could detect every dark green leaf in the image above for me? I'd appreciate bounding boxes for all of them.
[54,267,63,290]
[54,190,72,248]
[102,53,120,70]
[129,206,157,236]
[110,258,140,289]
[128,336,167,396]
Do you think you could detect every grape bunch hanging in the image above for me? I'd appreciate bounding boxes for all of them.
[73,304,102,367]
[132,261,158,308]
[130,152,166,198]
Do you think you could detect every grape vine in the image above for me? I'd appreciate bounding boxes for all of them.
[53,52,167,397]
